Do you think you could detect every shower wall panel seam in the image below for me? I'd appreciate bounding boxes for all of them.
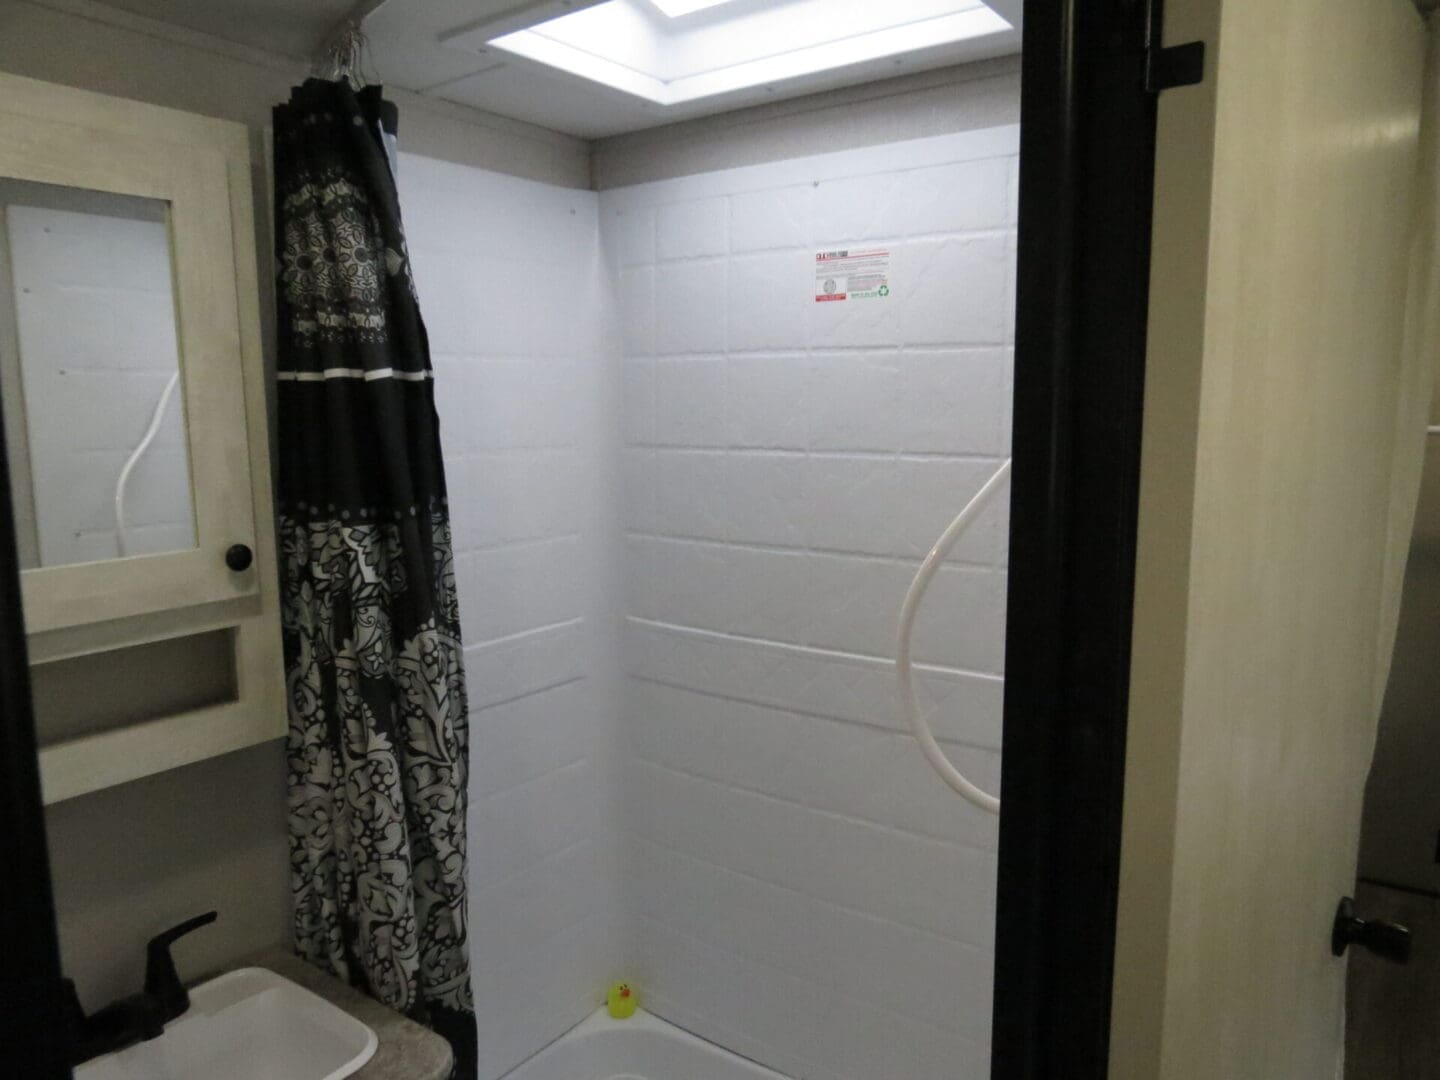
[627,673,1001,754]
[625,803,998,947]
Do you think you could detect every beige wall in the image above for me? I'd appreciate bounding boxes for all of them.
[1357,16,1440,899]
[44,744,290,1006]
[1113,1,1434,1077]
[1359,437,1440,892]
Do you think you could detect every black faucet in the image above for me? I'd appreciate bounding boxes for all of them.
[64,911,217,1066]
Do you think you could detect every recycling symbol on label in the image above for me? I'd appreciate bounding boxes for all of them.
[878,284,890,297]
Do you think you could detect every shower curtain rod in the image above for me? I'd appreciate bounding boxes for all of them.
[313,0,391,85]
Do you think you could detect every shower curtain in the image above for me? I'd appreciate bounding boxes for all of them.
[273,79,475,1078]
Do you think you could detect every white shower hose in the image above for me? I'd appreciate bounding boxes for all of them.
[895,458,1012,815]
[114,370,181,558]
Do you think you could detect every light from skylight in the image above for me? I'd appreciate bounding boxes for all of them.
[648,0,737,16]
[486,1,1013,108]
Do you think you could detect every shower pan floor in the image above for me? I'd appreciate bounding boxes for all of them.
[502,1007,792,1080]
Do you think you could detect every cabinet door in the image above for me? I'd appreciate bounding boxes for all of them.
[0,100,258,633]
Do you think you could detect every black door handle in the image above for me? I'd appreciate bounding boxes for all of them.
[1332,896,1411,964]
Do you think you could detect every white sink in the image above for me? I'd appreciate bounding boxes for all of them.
[75,967,379,1080]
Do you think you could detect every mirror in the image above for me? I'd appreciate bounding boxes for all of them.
[0,179,195,570]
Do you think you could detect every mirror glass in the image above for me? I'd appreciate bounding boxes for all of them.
[0,179,195,570]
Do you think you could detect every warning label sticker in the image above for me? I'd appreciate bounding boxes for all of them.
[815,248,891,302]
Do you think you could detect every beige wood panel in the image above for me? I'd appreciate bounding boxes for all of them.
[1112,1,1434,1077]
[0,72,286,802]
[0,75,258,632]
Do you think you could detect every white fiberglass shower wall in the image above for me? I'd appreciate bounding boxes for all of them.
[400,113,1017,1080]
[400,155,629,1080]
[607,125,1016,1079]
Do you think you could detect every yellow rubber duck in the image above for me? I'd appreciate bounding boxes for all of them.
[606,981,638,1019]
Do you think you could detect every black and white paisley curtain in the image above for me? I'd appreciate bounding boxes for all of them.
[273,79,475,1078]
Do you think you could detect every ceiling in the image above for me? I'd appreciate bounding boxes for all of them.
[93,0,1022,140]
[88,0,364,57]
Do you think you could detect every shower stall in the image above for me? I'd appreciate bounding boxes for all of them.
[398,109,1018,1079]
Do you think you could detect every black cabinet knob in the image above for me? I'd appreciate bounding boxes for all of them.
[1332,896,1412,964]
[225,543,253,572]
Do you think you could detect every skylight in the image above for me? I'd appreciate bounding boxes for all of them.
[648,0,738,16]
[481,0,1013,109]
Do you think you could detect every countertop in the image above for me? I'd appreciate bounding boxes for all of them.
[240,948,453,1080]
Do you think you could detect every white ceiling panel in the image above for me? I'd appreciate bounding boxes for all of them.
[471,0,1009,103]
[85,0,1022,140]
[416,0,1019,138]
[433,28,1017,138]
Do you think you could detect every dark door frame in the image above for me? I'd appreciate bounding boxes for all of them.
[992,2,1200,1078]
[0,391,70,1075]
